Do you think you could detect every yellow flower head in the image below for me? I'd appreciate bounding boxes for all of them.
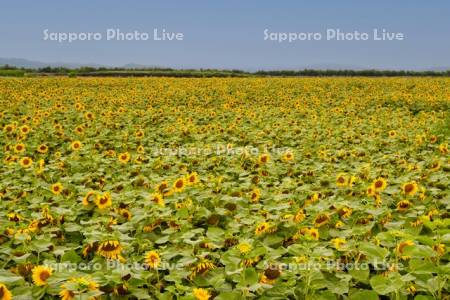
[32,265,53,286]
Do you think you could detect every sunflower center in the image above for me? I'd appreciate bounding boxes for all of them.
[405,184,413,193]
[175,181,183,188]
[101,243,119,251]
[40,270,50,281]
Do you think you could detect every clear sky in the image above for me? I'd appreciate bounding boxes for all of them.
[2,0,450,70]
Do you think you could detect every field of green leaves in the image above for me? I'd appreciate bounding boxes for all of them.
[0,77,449,299]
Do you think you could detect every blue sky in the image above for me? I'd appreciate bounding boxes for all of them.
[1,0,450,70]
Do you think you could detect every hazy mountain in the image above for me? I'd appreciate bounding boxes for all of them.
[1,57,449,71]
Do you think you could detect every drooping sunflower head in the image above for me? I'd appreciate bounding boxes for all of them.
[97,240,122,260]
[144,250,160,269]
[59,289,75,300]
[32,265,53,286]
[314,213,330,227]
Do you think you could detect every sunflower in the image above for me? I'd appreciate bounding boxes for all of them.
[396,240,414,255]
[70,140,82,151]
[336,173,347,187]
[32,265,53,286]
[373,177,387,191]
[249,188,261,203]
[255,222,270,235]
[59,289,75,300]
[314,213,330,227]
[190,259,216,279]
[402,181,418,196]
[388,130,397,138]
[19,125,30,135]
[37,144,48,154]
[51,182,63,195]
[3,124,15,133]
[118,152,130,164]
[193,288,210,300]
[14,143,25,153]
[331,238,346,249]
[19,156,33,168]
[258,153,270,164]
[282,151,294,162]
[0,283,12,300]
[82,191,97,206]
[433,244,446,256]
[144,250,160,269]
[338,207,352,218]
[294,209,306,223]
[135,129,144,138]
[150,193,164,207]
[172,177,186,193]
[97,240,123,260]
[186,172,199,185]
[137,145,145,153]
[429,161,440,171]
[95,192,112,209]
[397,200,412,212]
[238,242,252,254]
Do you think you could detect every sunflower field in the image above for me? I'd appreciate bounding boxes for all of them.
[0,77,449,300]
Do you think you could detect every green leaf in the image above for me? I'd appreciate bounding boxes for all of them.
[358,242,388,262]
[241,267,259,286]
[349,290,379,300]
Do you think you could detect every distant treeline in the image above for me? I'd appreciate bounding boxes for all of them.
[1,64,450,77]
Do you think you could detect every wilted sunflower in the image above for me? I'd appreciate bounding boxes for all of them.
[51,182,63,195]
[0,283,12,300]
[429,161,440,171]
[19,156,33,168]
[144,250,160,269]
[314,213,330,227]
[193,288,210,300]
[32,265,53,286]
[373,177,387,191]
[331,238,346,249]
[402,181,418,196]
[70,140,82,151]
[190,259,216,279]
[118,152,130,164]
[97,240,123,260]
[95,192,112,209]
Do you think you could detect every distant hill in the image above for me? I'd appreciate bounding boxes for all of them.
[1,57,450,72]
